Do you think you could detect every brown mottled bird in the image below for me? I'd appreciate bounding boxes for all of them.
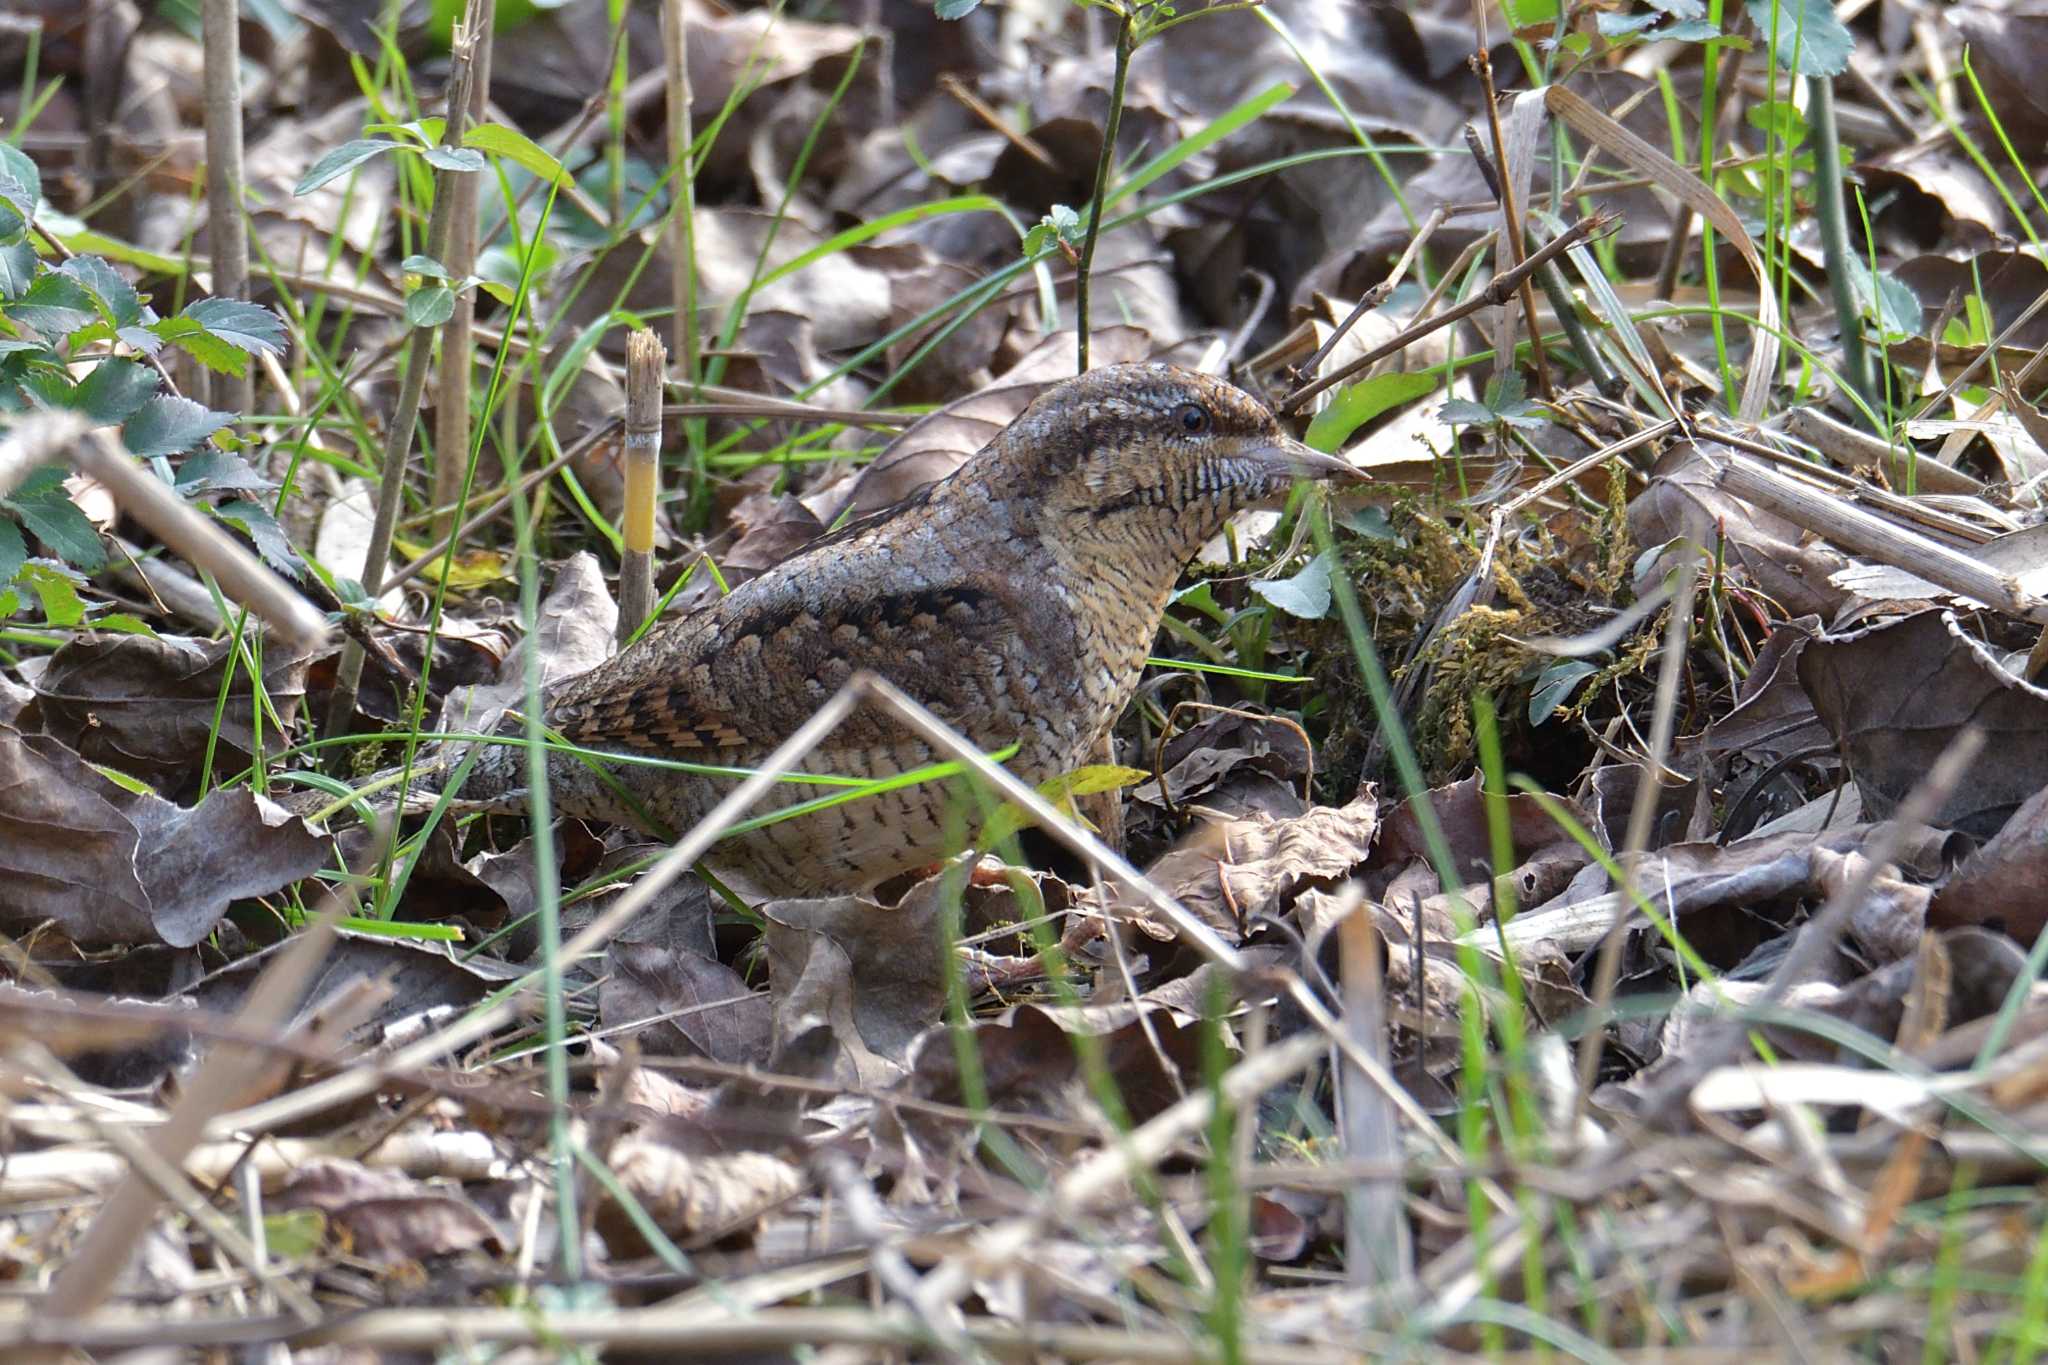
[443,363,1358,893]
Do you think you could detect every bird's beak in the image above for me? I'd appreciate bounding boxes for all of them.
[1246,435,1369,484]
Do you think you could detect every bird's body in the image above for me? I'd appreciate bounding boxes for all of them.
[446,364,1356,894]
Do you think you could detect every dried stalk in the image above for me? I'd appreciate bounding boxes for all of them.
[1712,452,2048,622]
[68,432,328,651]
[430,7,493,541]
[1279,213,1605,415]
[323,13,485,743]
[1337,887,1412,1289]
[618,329,665,642]
[1573,555,1701,1121]
[199,0,252,417]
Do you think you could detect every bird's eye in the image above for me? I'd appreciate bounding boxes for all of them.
[1177,403,1209,434]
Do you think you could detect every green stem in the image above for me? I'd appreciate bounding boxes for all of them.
[1075,6,1136,373]
[1809,73,1874,422]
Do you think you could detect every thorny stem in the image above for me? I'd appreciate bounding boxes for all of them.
[1075,4,1136,374]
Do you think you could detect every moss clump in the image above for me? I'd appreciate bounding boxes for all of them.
[1312,478,1659,791]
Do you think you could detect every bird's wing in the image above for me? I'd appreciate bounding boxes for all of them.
[544,571,1052,762]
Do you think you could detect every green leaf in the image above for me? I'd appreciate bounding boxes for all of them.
[980,763,1146,846]
[463,122,571,186]
[213,499,304,578]
[1848,261,1922,343]
[60,255,148,328]
[935,0,980,17]
[1303,371,1438,451]
[1596,13,1664,39]
[86,612,155,636]
[1744,0,1851,76]
[294,138,405,196]
[1337,504,1399,542]
[4,478,104,571]
[0,144,40,211]
[1023,203,1085,255]
[0,240,35,299]
[73,358,160,424]
[11,273,98,340]
[421,145,486,173]
[176,448,275,496]
[1529,660,1600,725]
[151,318,254,376]
[1250,551,1334,620]
[405,284,456,328]
[180,297,287,358]
[17,560,86,626]
[122,394,234,457]
[401,253,451,280]
[0,516,24,586]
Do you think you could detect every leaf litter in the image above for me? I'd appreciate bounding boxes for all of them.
[6,0,2048,1358]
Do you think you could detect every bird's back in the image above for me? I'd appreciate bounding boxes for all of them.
[531,481,1089,891]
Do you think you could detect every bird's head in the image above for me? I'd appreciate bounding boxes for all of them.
[978,363,1361,562]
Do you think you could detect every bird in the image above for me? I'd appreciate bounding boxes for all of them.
[434,363,1360,895]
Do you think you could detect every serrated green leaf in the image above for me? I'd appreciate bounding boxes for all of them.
[0,177,32,232]
[0,240,35,299]
[0,516,23,586]
[180,297,287,358]
[59,255,147,328]
[405,284,456,328]
[294,138,405,196]
[18,560,86,626]
[1250,551,1334,620]
[122,394,233,457]
[5,481,104,570]
[176,447,275,496]
[1745,0,1851,76]
[73,359,161,424]
[1303,371,1438,451]
[11,273,98,340]
[0,144,40,216]
[463,123,570,185]
[213,499,304,578]
[1848,261,1922,343]
[117,324,164,355]
[149,318,253,376]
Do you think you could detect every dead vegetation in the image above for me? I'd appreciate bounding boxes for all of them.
[4,0,2048,1359]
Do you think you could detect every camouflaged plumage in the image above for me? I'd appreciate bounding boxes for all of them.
[448,363,1357,893]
